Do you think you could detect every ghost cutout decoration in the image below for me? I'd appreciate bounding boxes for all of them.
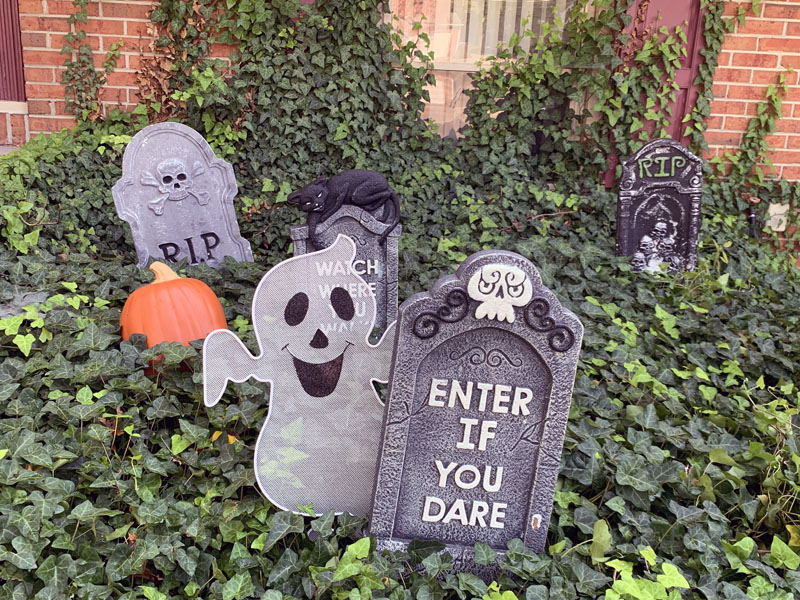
[202,235,396,516]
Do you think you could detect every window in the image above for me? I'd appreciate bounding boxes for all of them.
[392,0,569,137]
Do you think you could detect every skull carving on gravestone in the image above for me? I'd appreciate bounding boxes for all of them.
[157,158,192,200]
[140,158,210,215]
[638,235,656,257]
[467,264,533,323]
[651,221,668,240]
[659,236,675,258]
[630,252,647,271]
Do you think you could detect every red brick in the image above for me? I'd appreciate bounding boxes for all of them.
[724,116,751,130]
[98,87,126,102]
[27,100,53,115]
[723,2,746,16]
[767,149,800,163]
[727,84,775,100]
[776,119,800,133]
[705,115,723,129]
[731,53,778,68]
[21,31,48,47]
[102,2,152,19]
[22,49,65,66]
[52,33,100,50]
[714,68,751,83]
[784,86,800,102]
[46,0,99,16]
[103,36,146,52]
[104,71,138,87]
[722,36,759,51]
[759,37,800,52]
[18,0,45,14]
[19,15,70,32]
[10,114,28,145]
[82,18,125,35]
[705,131,744,145]
[23,66,54,83]
[25,83,65,99]
[28,116,75,132]
[764,3,800,19]
[126,53,144,70]
[52,101,67,116]
[740,19,785,35]
[126,20,152,36]
[713,83,728,98]
[752,69,796,85]
[709,99,748,115]
[779,165,800,179]
[0,114,8,144]
[766,134,788,148]
[127,89,140,103]
[717,52,731,67]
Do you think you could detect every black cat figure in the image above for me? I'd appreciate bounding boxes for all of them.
[287,170,400,249]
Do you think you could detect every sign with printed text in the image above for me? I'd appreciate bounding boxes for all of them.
[370,250,583,569]
[292,205,399,334]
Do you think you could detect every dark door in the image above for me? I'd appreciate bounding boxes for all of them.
[606,0,704,185]
[634,0,705,144]
[0,0,26,102]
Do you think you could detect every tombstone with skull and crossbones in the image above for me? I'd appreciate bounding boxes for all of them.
[140,158,210,215]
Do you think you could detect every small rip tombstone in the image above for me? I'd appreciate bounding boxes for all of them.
[370,250,583,570]
[289,171,401,333]
[113,122,253,268]
[616,138,703,272]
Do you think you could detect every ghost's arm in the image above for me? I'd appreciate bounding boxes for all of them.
[203,329,271,407]
[366,320,397,383]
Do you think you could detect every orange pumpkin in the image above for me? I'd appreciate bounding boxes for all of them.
[121,262,227,347]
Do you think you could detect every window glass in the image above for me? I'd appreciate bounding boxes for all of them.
[391,0,568,137]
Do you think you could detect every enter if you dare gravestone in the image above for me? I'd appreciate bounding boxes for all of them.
[289,171,401,333]
[113,122,253,268]
[370,251,583,566]
[616,138,702,272]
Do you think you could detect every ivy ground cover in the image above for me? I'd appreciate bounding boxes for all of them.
[1,0,800,598]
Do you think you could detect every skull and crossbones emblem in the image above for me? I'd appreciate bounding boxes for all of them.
[140,158,210,215]
[467,264,533,322]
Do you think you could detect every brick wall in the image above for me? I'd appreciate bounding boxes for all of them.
[1,0,154,145]
[705,1,800,179]
[5,0,800,186]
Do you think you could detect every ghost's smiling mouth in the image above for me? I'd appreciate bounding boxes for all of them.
[283,343,353,397]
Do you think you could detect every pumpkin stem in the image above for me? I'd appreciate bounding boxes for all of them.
[149,262,182,283]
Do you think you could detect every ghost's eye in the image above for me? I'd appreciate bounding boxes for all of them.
[285,292,309,326]
[330,287,354,321]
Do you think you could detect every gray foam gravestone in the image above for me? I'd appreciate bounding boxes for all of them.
[370,250,583,569]
[291,205,400,332]
[202,235,396,516]
[112,122,253,268]
[616,138,703,272]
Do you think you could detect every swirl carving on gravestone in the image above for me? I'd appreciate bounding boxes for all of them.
[523,297,576,352]
[448,347,523,368]
[412,289,470,339]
